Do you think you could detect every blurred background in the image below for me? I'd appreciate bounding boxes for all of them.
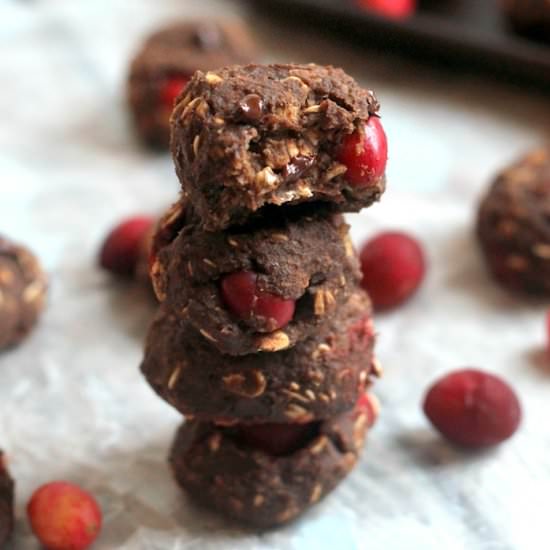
[1,1,549,549]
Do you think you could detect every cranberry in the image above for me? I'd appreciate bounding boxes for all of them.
[356,0,416,18]
[360,231,425,310]
[337,116,388,187]
[357,393,379,428]
[237,422,315,456]
[423,369,522,448]
[27,481,102,550]
[220,271,295,331]
[160,75,189,109]
[99,216,154,276]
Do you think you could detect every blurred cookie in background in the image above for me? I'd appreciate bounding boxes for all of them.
[127,19,257,150]
[477,147,550,297]
[0,451,14,547]
[501,0,550,42]
[0,236,47,351]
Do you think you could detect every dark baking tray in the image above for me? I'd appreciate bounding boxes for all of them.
[247,0,550,91]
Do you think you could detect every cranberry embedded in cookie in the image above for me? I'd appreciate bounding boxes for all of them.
[221,271,296,332]
[337,116,388,187]
[236,422,316,456]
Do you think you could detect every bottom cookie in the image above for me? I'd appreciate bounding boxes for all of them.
[0,451,14,547]
[169,394,378,528]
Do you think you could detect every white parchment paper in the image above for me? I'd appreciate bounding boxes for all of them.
[1,1,550,548]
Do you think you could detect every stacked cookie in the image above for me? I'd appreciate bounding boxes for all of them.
[141,64,388,527]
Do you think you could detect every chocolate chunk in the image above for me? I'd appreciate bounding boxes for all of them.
[282,155,315,183]
[238,94,264,122]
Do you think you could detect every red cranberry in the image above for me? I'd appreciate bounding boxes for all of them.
[337,116,388,187]
[357,393,379,428]
[99,216,154,276]
[220,271,295,331]
[237,422,314,456]
[356,0,416,18]
[160,75,189,109]
[27,481,102,550]
[423,369,522,448]
[360,231,425,310]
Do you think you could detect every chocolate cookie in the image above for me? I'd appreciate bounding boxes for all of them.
[0,236,47,350]
[141,290,379,424]
[171,63,386,230]
[502,0,550,41]
[169,395,378,528]
[0,452,14,547]
[128,20,256,149]
[151,200,362,355]
[477,148,550,296]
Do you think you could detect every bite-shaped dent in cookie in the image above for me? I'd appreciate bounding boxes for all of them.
[171,63,387,230]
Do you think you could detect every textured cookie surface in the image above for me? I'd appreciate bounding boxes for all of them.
[128,20,255,149]
[141,290,379,424]
[169,396,377,528]
[151,200,361,355]
[0,452,14,547]
[171,63,384,230]
[0,236,47,350]
[477,148,550,296]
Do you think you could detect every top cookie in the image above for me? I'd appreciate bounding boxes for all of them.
[128,20,256,149]
[171,63,387,230]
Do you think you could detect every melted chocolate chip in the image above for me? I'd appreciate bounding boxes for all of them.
[192,23,223,50]
[282,156,315,183]
[238,94,264,122]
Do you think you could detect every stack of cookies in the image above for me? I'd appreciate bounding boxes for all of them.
[141,63,388,527]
